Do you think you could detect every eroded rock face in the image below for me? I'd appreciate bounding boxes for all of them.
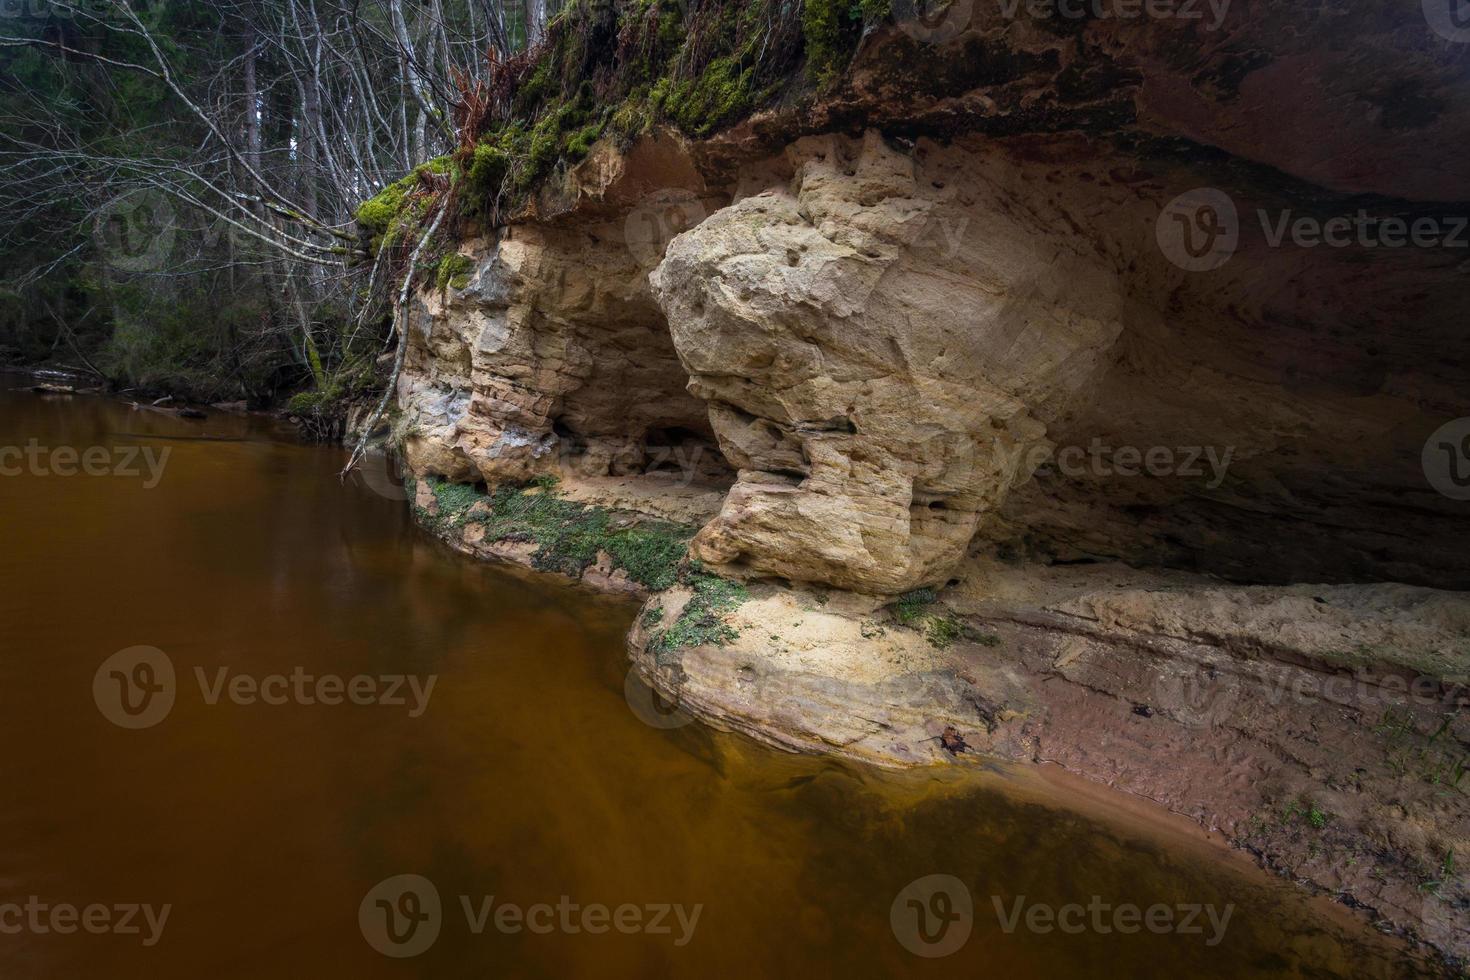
[650,131,1124,593]
[396,222,729,491]
[398,2,1470,596]
[391,14,1470,966]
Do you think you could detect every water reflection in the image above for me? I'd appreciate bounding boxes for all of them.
[0,378,1431,978]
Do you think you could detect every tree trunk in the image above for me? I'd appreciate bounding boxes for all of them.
[243,36,261,178]
[526,0,547,47]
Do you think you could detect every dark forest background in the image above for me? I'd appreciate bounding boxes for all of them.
[0,0,553,406]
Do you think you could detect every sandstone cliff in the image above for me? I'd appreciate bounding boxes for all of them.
[385,3,1470,967]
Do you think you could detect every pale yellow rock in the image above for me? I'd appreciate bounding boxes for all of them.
[649,131,1123,593]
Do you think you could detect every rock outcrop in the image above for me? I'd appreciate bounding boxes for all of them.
[629,558,1470,962]
[650,131,1123,593]
[397,223,726,489]
[391,6,1470,967]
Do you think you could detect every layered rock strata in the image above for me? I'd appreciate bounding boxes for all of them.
[392,8,1470,965]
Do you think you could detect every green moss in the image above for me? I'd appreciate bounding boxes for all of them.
[524,112,563,185]
[565,121,605,158]
[362,0,883,240]
[652,573,749,657]
[609,94,653,137]
[926,616,963,649]
[603,526,690,590]
[432,479,484,522]
[518,58,558,108]
[417,477,694,584]
[415,155,454,177]
[435,253,474,291]
[802,0,848,87]
[663,56,757,137]
[354,173,417,233]
[465,141,510,208]
[285,354,381,421]
[286,388,338,415]
[891,587,937,624]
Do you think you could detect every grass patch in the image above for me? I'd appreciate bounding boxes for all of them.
[1376,708,1469,787]
[410,478,747,660]
[652,571,749,658]
[926,616,963,649]
[431,479,485,524]
[891,587,937,624]
[604,528,689,590]
[924,615,1001,649]
[1282,798,1331,830]
[415,476,695,585]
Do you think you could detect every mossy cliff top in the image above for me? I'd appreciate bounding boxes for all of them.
[356,0,890,245]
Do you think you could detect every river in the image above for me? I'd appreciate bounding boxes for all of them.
[0,376,1432,977]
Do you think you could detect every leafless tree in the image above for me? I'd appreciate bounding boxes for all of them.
[0,0,526,417]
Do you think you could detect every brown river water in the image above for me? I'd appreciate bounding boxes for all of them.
[0,376,1435,978]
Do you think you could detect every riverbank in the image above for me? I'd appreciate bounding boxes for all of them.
[406,471,1469,973]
